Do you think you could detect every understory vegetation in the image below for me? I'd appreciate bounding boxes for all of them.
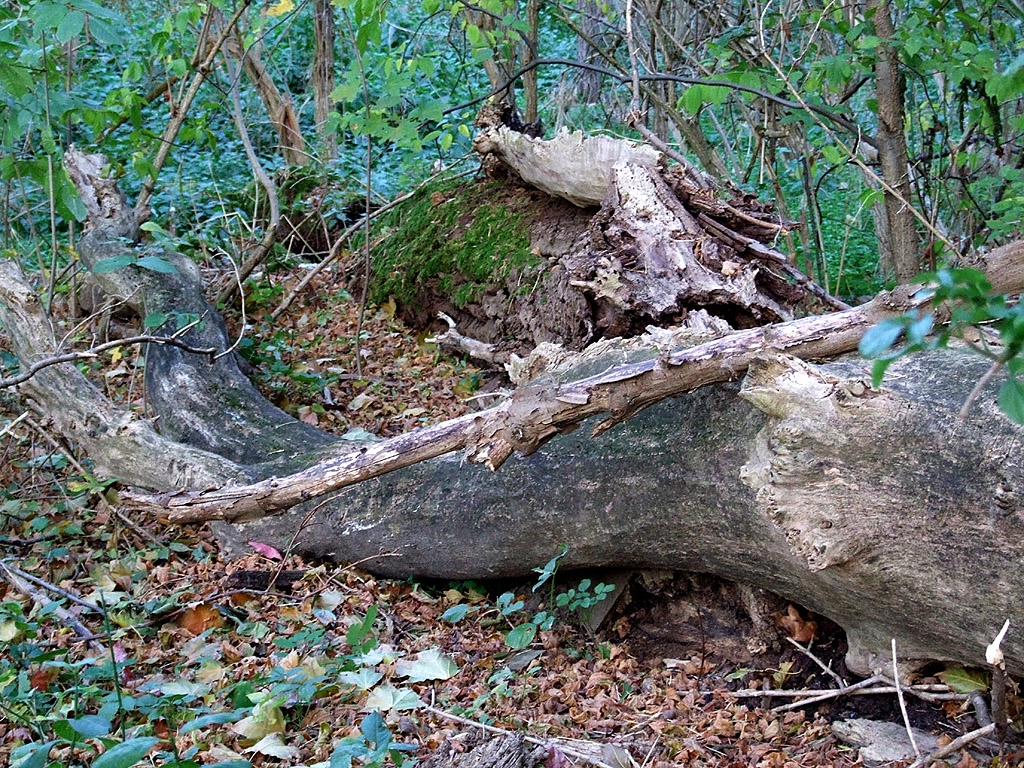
[3,0,1024,765]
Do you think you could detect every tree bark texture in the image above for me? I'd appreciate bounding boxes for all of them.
[312,0,338,160]
[868,0,919,281]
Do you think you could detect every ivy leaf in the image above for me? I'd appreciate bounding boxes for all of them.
[998,378,1024,424]
[92,737,160,768]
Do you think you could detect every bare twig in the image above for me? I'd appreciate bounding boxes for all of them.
[787,637,845,687]
[958,359,1002,420]
[907,723,995,768]
[0,561,105,654]
[134,0,255,216]
[986,619,1011,750]
[893,639,922,760]
[421,704,618,768]
[769,675,883,711]
[0,561,100,613]
[215,33,281,306]
[1,320,215,390]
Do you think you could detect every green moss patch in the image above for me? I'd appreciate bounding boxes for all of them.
[370,178,539,308]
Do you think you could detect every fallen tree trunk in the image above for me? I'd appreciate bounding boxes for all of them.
[3,150,1024,681]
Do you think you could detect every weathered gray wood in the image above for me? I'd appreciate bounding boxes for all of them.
[4,148,1024,683]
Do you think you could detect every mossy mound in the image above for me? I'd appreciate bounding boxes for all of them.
[370,178,540,309]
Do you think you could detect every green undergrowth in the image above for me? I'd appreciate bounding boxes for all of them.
[370,179,538,309]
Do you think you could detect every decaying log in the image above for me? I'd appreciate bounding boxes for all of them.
[443,125,846,352]
[5,148,1024,681]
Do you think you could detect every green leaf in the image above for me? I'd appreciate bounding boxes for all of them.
[531,545,567,591]
[938,667,989,693]
[69,715,112,738]
[330,738,369,768]
[179,711,243,735]
[360,711,390,747]
[859,317,906,358]
[135,255,178,274]
[821,145,844,165]
[871,357,895,389]
[93,254,135,273]
[143,312,169,329]
[998,378,1024,423]
[0,61,34,98]
[92,737,160,768]
[32,2,66,29]
[682,86,704,114]
[90,17,120,45]
[440,604,474,622]
[505,623,536,649]
[12,740,61,768]
[55,10,86,43]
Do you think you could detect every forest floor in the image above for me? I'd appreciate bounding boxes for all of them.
[0,257,1004,768]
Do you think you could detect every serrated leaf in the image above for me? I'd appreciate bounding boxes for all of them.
[245,733,300,760]
[505,623,536,649]
[69,714,112,738]
[999,378,1024,423]
[394,647,458,682]
[938,666,989,693]
[363,683,423,712]
[92,737,160,768]
[55,10,85,43]
[859,317,906,358]
[136,255,178,274]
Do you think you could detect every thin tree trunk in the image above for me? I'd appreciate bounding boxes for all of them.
[523,0,540,123]
[312,0,338,160]
[868,0,918,281]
